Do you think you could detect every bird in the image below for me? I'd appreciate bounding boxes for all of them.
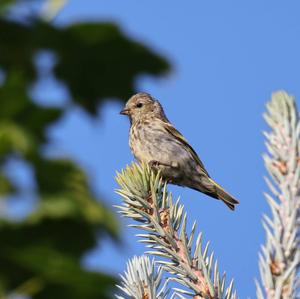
[120,92,239,210]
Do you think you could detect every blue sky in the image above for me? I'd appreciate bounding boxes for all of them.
[19,1,300,297]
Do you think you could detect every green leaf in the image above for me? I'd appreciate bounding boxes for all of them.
[0,70,63,144]
[0,121,33,156]
[30,156,119,236]
[0,0,15,14]
[27,193,119,237]
[0,172,15,196]
[42,22,170,114]
[4,244,116,299]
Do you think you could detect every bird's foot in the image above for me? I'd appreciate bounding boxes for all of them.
[149,160,173,168]
[148,160,178,170]
[148,160,161,170]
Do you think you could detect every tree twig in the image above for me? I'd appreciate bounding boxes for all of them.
[256,91,300,298]
[115,163,237,299]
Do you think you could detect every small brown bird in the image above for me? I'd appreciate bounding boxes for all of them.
[120,92,239,210]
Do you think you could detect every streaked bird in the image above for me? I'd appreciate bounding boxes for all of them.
[120,92,239,210]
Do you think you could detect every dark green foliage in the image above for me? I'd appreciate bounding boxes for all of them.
[0,18,169,115]
[0,1,169,298]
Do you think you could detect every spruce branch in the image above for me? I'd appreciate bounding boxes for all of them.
[257,91,300,298]
[116,255,170,299]
[115,163,237,299]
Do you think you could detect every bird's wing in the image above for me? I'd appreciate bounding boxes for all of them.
[161,120,210,176]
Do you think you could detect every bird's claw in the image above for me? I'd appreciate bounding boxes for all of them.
[148,160,161,169]
[149,160,175,169]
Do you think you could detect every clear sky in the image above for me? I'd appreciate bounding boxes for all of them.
[28,1,300,297]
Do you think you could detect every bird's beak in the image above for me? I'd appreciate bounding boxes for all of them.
[120,108,130,115]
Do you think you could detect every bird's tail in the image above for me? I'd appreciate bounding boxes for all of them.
[207,178,239,211]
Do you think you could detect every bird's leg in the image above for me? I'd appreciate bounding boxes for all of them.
[148,160,165,172]
[148,160,173,169]
[148,160,160,169]
[148,160,179,170]
[148,160,176,184]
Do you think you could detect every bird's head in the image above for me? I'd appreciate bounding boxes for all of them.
[120,92,166,123]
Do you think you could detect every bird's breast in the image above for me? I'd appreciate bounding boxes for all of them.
[129,120,191,166]
[129,121,156,162]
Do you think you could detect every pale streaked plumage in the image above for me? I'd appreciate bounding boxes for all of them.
[120,92,239,210]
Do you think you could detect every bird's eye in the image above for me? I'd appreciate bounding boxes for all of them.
[136,103,143,108]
